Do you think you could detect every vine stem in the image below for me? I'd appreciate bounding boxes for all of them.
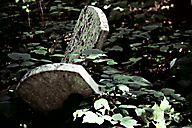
[39,0,45,29]
[28,11,30,27]
[152,121,158,128]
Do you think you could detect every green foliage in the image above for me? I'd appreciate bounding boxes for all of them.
[73,98,140,127]
[73,49,118,65]
[72,49,187,127]
[73,94,183,128]
[150,97,181,127]
[0,0,192,127]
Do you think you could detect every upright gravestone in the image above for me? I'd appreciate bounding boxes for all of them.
[16,5,109,113]
[61,5,109,63]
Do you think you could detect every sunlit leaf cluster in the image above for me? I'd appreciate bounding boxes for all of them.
[0,0,192,127]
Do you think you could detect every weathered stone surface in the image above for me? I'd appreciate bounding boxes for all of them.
[16,63,102,113]
[61,5,109,63]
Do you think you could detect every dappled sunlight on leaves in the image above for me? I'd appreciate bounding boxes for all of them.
[0,0,192,127]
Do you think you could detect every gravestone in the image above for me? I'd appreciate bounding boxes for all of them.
[16,63,102,113]
[16,5,109,113]
[61,5,109,63]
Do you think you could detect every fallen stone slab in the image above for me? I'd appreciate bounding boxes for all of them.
[16,63,102,113]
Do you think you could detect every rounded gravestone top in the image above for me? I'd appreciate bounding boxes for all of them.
[16,63,102,113]
[61,5,109,63]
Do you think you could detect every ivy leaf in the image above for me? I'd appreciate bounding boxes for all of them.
[73,109,89,120]
[102,115,112,122]
[161,88,175,95]
[30,58,39,61]
[8,53,31,61]
[106,45,123,51]
[64,7,80,11]
[142,25,158,31]
[130,43,142,47]
[117,84,129,93]
[129,57,142,63]
[156,120,166,128]
[107,59,118,65]
[94,98,110,110]
[35,30,44,34]
[39,59,52,63]
[82,111,104,125]
[74,58,85,63]
[109,36,117,42]
[113,6,124,11]
[159,36,168,41]
[82,49,103,55]
[31,49,47,55]
[49,54,65,57]
[103,70,121,75]
[120,116,139,127]
[174,113,181,123]
[103,4,111,9]
[27,43,40,46]
[170,58,177,69]
[139,32,151,39]
[50,6,57,11]
[153,91,164,97]
[119,105,137,109]
[93,59,106,63]
[86,54,106,59]
[135,108,145,116]
[7,63,20,68]
[111,45,123,51]
[113,74,132,84]
[112,113,123,121]
[152,103,164,122]
[184,30,192,34]
[160,46,169,52]
[160,97,171,111]
[20,61,35,66]
[131,76,151,86]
